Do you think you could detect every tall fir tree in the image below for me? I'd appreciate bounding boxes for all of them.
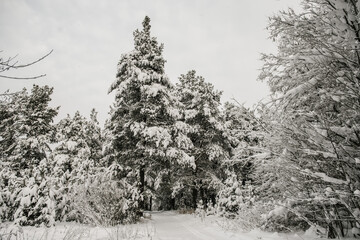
[107,16,194,212]
[174,70,233,209]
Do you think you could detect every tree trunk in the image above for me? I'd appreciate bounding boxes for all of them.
[200,187,207,207]
[170,198,176,210]
[149,196,152,211]
[139,165,145,213]
[192,187,198,209]
[210,193,216,206]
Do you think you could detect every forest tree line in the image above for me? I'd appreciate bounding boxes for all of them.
[1,0,360,238]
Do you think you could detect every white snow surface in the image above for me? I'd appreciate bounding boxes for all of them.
[0,211,337,240]
[66,140,78,151]
[284,77,318,98]
[314,172,348,185]
[142,83,166,97]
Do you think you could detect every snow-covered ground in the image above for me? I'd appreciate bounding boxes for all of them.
[0,211,357,240]
[151,211,311,240]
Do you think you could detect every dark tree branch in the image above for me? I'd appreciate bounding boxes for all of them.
[0,74,46,80]
[0,50,53,80]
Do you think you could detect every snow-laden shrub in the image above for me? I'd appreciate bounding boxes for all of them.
[0,166,20,223]
[213,205,265,232]
[13,180,56,227]
[216,171,245,218]
[70,175,140,226]
[0,162,58,227]
[262,203,309,233]
[216,170,258,219]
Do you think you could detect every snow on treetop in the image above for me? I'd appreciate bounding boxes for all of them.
[174,121,192,133]
[129,121,145,136]
[65,140,78,151]
[180,152,195,169]
[284,77,318,98]
[175,133,193,149]
[141,83,166,97]
[166,147,179,158]
[167,107,181,119]
[314,172,348,185]
[54,154,69,165]
[207,144,227,161]
[143,126,172,148]
[184,109,197,120]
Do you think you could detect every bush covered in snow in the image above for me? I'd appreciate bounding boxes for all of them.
[70,174,140,226]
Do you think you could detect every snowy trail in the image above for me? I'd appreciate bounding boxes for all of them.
[150,211,239,240]
[0,212,314,240]
[149,211,311,240]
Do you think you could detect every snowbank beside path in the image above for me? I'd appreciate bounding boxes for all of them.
[0,221,155,240]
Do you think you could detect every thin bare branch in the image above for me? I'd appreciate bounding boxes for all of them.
[0,50,53,69]
[0,74,46,80]
[0,50,53,80]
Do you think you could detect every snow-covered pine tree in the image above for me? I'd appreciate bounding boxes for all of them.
[259,0,360,237]
[174,70,232,209]
[50,110,103,221]
[0,85,58,226]
[223,103,265,185]
[107,16,194,213]
[53,111,101,179]
[87,109,103,166]
[217,102,264,218]
[0,86,58,173]
[51,110,140,225]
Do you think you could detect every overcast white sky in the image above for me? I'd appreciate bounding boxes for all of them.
[0,0,302,125]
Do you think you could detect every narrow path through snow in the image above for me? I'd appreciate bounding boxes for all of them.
[149,211,308,240]
[0,212,312,240]
[150,211,238,240]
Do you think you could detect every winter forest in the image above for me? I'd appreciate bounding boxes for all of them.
[1,0,360,239]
